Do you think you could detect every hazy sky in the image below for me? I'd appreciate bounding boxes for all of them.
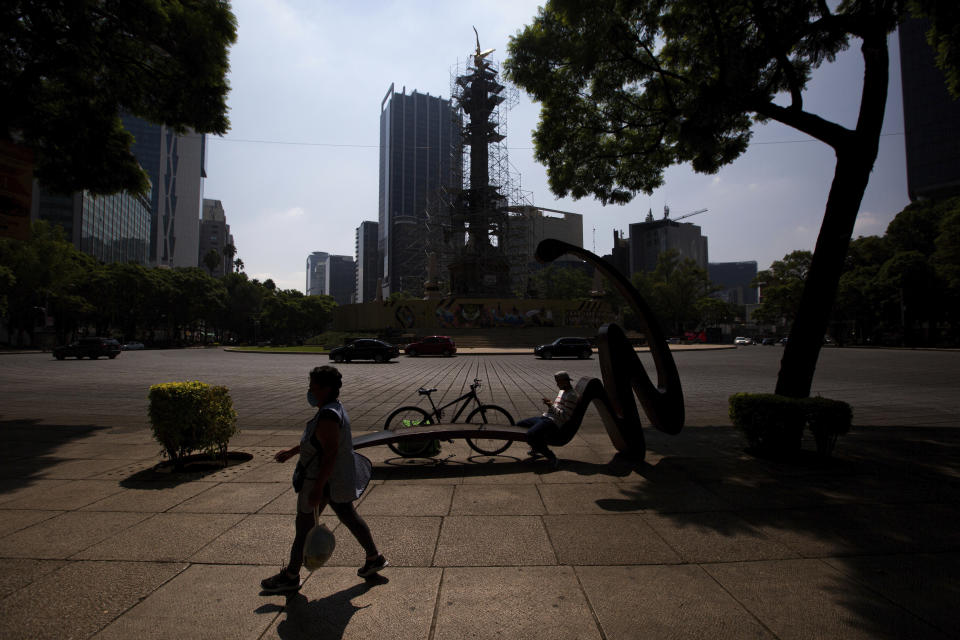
[203,0,910,292]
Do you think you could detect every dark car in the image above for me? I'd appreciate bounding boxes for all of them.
[534,337,593,360]
[405,336,456,357]
[53,337,122,360]
[761,337,777,346]
[329,339,399,363]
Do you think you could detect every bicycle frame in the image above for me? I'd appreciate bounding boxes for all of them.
[422,380,483,424]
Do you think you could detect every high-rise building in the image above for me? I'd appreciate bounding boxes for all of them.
[355,221,379,303]
[504,206,583,295]
[628,213,709,274]
[121,115,206,267]
[900,17,960,202]
[708,261,758,305]
[306,251,328,296]
[325,255,356,306]
[198,199,233,277]
[379,84,460,296]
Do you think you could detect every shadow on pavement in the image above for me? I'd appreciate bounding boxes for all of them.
[0,418,108,495]
[270,575,388,639]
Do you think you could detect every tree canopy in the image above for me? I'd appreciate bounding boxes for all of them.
[0,0,237,195]
[506,0,959,397]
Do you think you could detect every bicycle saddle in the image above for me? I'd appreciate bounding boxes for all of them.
[418,387,437,395]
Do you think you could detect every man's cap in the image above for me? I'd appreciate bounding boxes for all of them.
[553,371,571,380]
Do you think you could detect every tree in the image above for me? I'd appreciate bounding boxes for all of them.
[750,251,812,327]
[506,1,958,397]
[1,1,237,195]
[203,249,221,276]
[233,258,245,274]
[528,264,592,299]
[630,250,719,335]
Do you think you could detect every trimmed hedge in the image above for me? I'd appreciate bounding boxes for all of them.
[729,393,853,457]
[148,381,238,468]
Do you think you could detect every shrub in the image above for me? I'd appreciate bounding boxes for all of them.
[148,381,238,468]
[729,393,805,456]
[728,393,853,458]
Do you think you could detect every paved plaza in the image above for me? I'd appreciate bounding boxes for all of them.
[0,348,958,639]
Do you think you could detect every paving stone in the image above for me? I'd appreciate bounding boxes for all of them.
[449,484,545,515]
[258,486,299,514]
[577,564,774,639]
[641,512,798,563]
[0,508,62,537]
[433,567,601,640]
[0,560,186,640]
[357,484,453,516]
[543,514,681,565]
[538,483,647,514]
[231,460,293,483]
[0,479,125,510]
[433,516,556,566]
[189,513,337,565]
[78,481,214,512]
[73,512,245,561]
[703,558,950,639]
[822,552,960,636]
[324,515,441,568]
[0,558,65,599]
[169,482,288,513]
[261,567,442,640]
[0,510,149,559]
[30,458,133,479]
[94,564,274,640]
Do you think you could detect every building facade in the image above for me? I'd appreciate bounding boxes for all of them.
[198,199,234,277]
[306,251,328,296]
[325,255,356,306]
[379,84,460,296]
[120,115,206,267]
[900,17,960,201]
[628,218,709,274]
[504,206,584,295]
[355,221,379,303]
[31,184,152,265]
[708,261,758,305]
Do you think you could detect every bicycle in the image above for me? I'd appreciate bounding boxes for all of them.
[383,378,515,457]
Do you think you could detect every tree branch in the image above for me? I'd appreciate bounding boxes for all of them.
[752,101,851,148]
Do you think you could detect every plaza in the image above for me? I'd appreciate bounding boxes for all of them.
[0,348,958,639]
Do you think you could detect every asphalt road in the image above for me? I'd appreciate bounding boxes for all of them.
[1,346,957,432]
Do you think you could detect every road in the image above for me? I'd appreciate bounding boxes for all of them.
[1,347,957,432]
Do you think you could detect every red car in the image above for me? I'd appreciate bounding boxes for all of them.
[405,335,456,357]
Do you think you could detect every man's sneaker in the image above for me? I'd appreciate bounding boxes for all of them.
[261,569,300,593]
[358,554,389,578]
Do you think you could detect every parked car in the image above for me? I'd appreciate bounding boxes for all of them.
[534,337,593,359]
[53,337,122,360]
[121,341,145,351]
[761,338,777,346]
[405,336,456,357]
[329,339,399,363]
[734,336,754,345]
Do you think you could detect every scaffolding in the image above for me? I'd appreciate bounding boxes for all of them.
[425,33,532,297]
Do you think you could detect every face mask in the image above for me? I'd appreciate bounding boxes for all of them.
[307,390,319,407]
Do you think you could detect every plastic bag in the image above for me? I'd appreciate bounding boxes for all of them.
[303,507,336,570]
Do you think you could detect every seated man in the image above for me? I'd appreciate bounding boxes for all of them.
[517,370,579,469]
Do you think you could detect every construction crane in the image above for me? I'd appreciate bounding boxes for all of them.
[667,207,708,222]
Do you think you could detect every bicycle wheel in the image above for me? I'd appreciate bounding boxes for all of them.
[465,405,514,455]
[384,406,434,456]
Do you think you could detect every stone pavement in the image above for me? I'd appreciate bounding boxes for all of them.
[1,416,958,639]
[1,348,959,639]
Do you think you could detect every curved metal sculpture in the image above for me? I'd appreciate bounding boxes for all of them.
[535,239,685,458]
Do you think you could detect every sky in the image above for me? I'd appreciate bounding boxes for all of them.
[202,0,911,292]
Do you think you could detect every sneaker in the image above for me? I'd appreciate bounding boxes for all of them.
[526,449,542,459]
[546,455,560,470]
[358,554,389,578]
[261,569,301,593]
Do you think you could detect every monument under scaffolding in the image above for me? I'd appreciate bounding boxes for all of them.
[427,30,532,297]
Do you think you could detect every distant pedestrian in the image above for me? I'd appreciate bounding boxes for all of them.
[261,365,387,593]
[517,370,579,469]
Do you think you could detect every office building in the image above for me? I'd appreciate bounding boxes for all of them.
[379,84,460,296]
[504,206,584,294]
[198,199,234,277]
[306,252,328,296]
[325,255,356,306]
[900,17,960,201]
[121,115,206,267]
[628,215,709,274]
[708,261,758,305]
[31,184,152,265]
[355,221,379,303]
